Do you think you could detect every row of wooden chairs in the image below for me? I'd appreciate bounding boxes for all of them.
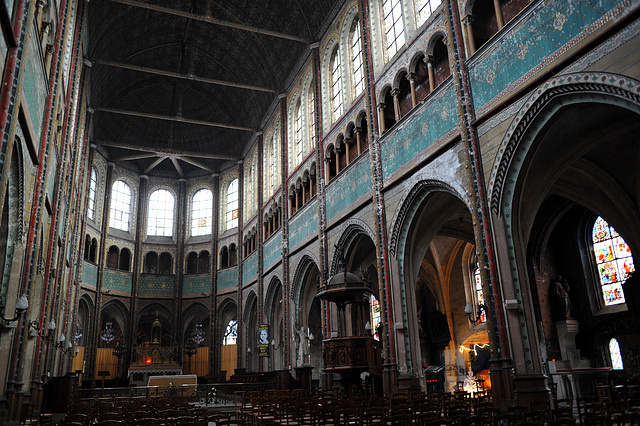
[233,389,640,426]
[62,397,245,426]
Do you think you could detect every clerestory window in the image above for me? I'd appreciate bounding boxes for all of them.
[295,101,303,166]
[351,19,364,98]
[88,168,97,220]
[191,189,212,236]
[382,0,405,59]
[109,180,132,231]
[330,46,343,122]
[147,189,174,237]
[226,179,239,230]
[415,0,441,26]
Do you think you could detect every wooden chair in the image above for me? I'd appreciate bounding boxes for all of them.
[336,406,363,425]
[583,414,611,426]
[61,414,90,426]
[388,404,413,426]
[547,419,576,426]
[95,421,124,426]
[362,405,387,426]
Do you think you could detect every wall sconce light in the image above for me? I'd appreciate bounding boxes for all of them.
[30,319,57,339]
[271,339,281,350]
[56,332,66,348]
[0,294,29,329]
[464,302,485,325]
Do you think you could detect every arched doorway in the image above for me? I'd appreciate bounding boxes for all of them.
[98,300,129,383]
[244,292,258,371]
[292,256,322,387]
[182,303,210,376]
[218,298,238,380]
[265,277,285,370]
[492,74,640,399]
[392,183,488,392]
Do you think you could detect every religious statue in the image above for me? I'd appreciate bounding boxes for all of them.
[552,275,572,319]
[296,326,309,366]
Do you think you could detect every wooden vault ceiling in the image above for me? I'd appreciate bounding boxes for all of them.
[87,0,343,178]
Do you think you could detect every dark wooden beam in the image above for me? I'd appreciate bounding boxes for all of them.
[110,0,311,43]
[93,107,256,132]
[95,139,238,161]
[171,157,184,177]
[144,155,168,174]
[179,156,215,173]
[92,59,279,93]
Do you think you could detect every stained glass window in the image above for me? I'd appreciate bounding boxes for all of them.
[330,47,343,122]
[371,295,382,341]
[351,20,364,97]
[109,180,131,231]
[415,0,441,26]
[224,319,238,345]
[609,338,623,370]
[473,265,486,323]
[88,168,97,220]
[226,179,239,230]
[592,216,633,306]
[191,189,212,236]
[382,0,405,59]
[147,189,174,236]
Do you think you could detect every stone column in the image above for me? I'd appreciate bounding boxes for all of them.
[391,89,401,121]
[377,103,386,134]
[426,56,436,92]
[408,73,417,108]
[463,16,476,56]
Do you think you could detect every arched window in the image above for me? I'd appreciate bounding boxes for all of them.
[432,36,450,87]
[415,0,441,26]
[199,251,210,273]
[109,180,132,231]
[220,246,229,269]
[226,179,239,230]
[370,295,381,341]
[294,100,303,166]
[87,168,97,220]
[187,252,198,274]
[148,189,174,236]
[119,248,131,271]
[382,0,405,59]
[107,246,119,269]
[308,86,316,149]
[191,189,212,236]
[83,235,91,260]
[145,251,158,274]
[609,338,624,370]
[229,243,237,267]
[224,319,238,345]
[269,135,278,194]
[351,19,364,98]
[159,252,172,274]
[90,238,98,262]
[330,46,343,122]
[472,263,486,323]
[592,216,634,306]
